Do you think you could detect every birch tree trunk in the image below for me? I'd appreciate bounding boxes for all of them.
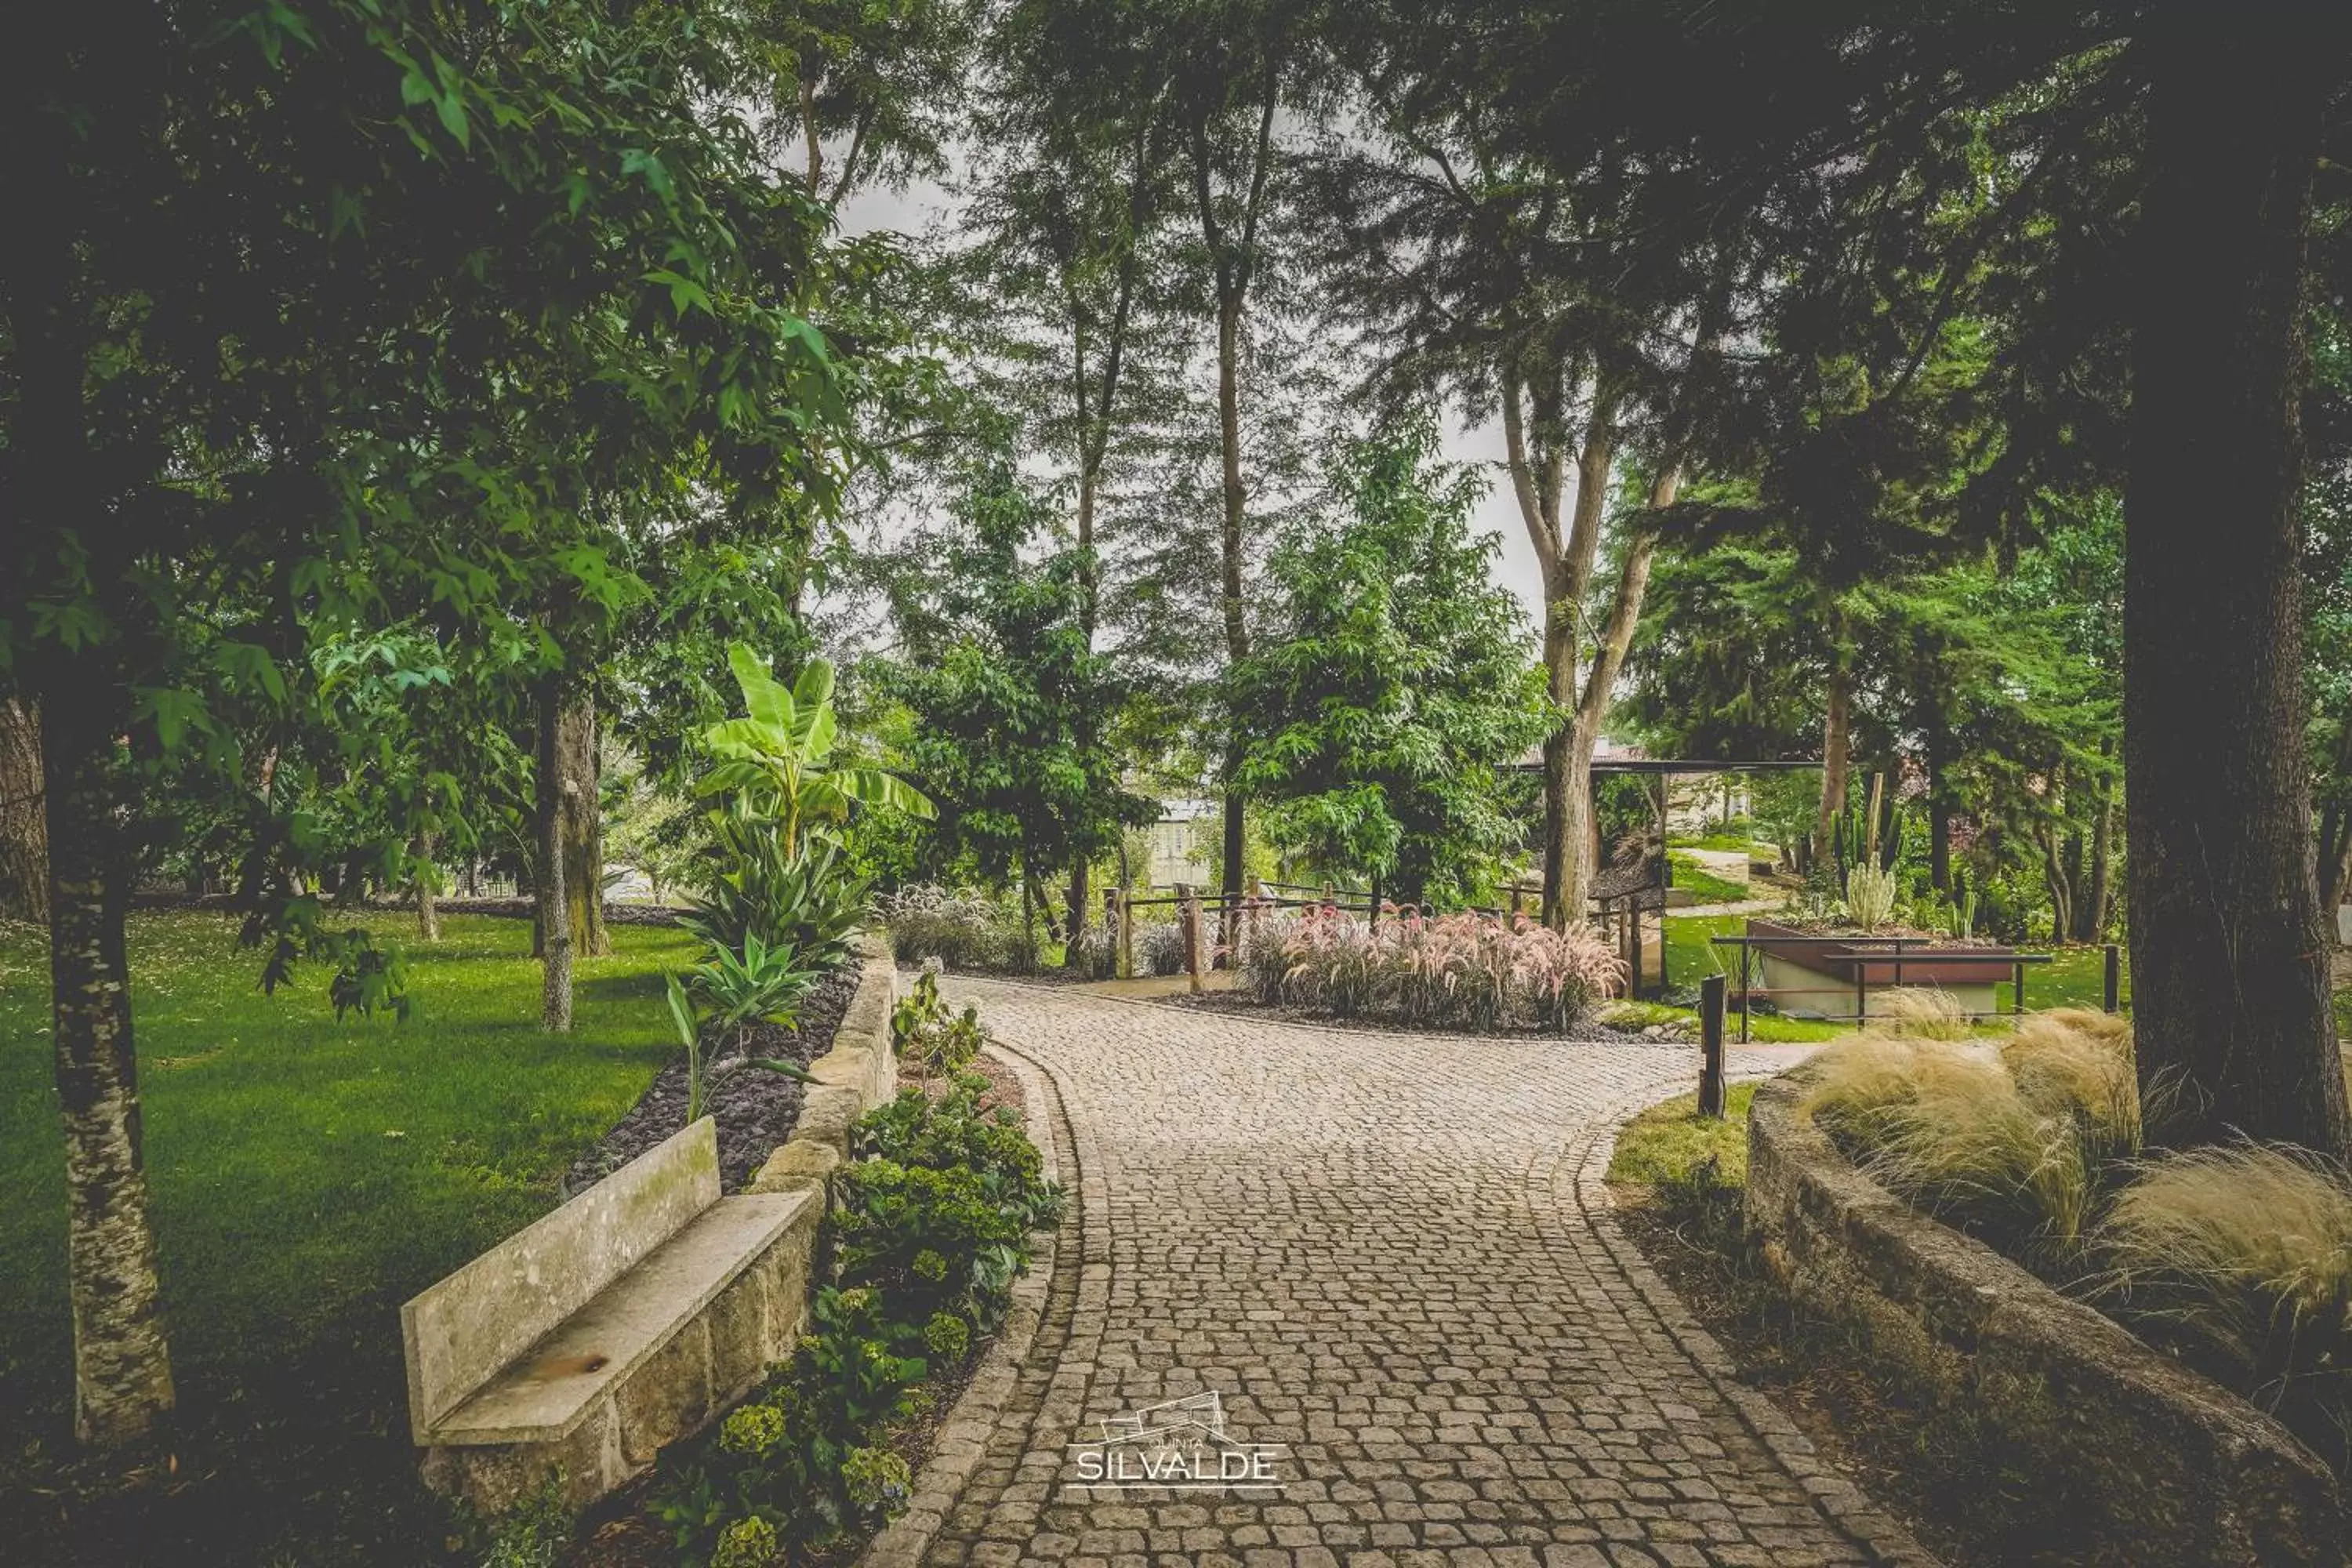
[45,690,176,1446]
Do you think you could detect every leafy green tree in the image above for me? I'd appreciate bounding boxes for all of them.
[887,460,1158,960]
[1232,423,1549,905]
[3,0,871,1443]
[1303,5,1746,928]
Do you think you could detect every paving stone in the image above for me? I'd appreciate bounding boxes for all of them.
[904,982,1931,1568]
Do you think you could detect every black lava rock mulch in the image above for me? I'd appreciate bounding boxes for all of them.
[562,955,865,1195]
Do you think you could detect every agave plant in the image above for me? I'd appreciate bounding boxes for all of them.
[664,967,816,1125]
[699,642,934,858]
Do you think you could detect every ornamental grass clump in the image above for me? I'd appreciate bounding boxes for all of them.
[870,883,1017,969]
[1803,1007,2145,1259]
[1241,906,1621,1032]
[2093,1144,2352,1461]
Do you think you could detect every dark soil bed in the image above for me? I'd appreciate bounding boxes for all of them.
[1160,986,1671,1043]
[1613,1184,2044,1568]
[563,955,862,1194]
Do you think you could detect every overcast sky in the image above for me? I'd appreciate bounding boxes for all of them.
[836,180,1555,632]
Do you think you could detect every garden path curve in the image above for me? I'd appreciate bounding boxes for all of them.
[911,978,1936,1568]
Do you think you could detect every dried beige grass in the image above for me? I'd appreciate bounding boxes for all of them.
[2096,1144,2352,1386]
[2001,1009,2140,1159]
[1867,985,1971,1040]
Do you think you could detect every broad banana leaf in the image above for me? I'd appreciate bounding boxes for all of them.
[727,642,796,733]
[831,767,935,819]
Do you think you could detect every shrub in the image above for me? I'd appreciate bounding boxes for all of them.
[1137,917,1189,976]
[1240,906,1622,1032]
[654,1285,924,1559]
[888,965,986,1076]
[2094,1143,2352,1465]
[1066,920,1120,978]
[842,1079,1063,1331]
[2000,1008,2140,1161]
[1869,986,1971,1040]
[682,812,869,966]
[872,883,1019,969]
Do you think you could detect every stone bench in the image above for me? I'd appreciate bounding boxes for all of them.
[401,1116,820,1514]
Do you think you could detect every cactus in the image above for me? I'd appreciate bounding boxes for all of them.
[1843,860,1900,932]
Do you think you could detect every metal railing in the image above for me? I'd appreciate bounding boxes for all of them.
[1704,933,2121,1043]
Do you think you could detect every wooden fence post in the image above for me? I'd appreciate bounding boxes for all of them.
[1699,974,1728,1120]
[2103,943,2121,1014]
[1182,890,1203,993]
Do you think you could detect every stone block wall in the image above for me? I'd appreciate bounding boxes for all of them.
[1747,1075,2346,1566]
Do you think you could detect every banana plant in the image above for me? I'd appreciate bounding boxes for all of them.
[699,642,934,858]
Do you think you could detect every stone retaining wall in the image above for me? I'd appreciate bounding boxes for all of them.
[746,935,898,1199]
[1747,1074,2346,1566]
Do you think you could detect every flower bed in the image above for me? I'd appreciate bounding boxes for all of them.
[1236,906,1624,1032]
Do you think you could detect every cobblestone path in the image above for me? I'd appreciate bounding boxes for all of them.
[917,979,1933,1568]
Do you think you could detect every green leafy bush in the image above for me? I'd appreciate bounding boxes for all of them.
[652,1004,1059,1561]
[655,1285,925,1559]
[681,810,869,966]
[842,1080,1063,1332]
[887,964,987,1076]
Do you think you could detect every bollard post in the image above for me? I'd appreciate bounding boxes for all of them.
[2103,943,2121,1014]
[1699,974,1727,1120]
[1120,887,1135,979]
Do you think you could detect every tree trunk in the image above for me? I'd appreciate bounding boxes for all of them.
[412,831,440,942]
[532,681,606,960]
[561,690,606,957]
[45,688,176,1446]
[2125,27,2348,1156]
[1214,292,1250,928]
[1925,717,1953,891]
[1539,419,1621,928]
[2078,769,2115,943]
[536,677,574,1033]
[1813,665,1851,878]
[0,695,48,924]
[1065,858,1091,971]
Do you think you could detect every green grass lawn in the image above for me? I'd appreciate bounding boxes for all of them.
[0,909,694,1566]
[1606,1081,1757,1187]
[1665,850,1749,906]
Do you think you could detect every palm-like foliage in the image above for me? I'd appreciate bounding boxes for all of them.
[700,642,933,857]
